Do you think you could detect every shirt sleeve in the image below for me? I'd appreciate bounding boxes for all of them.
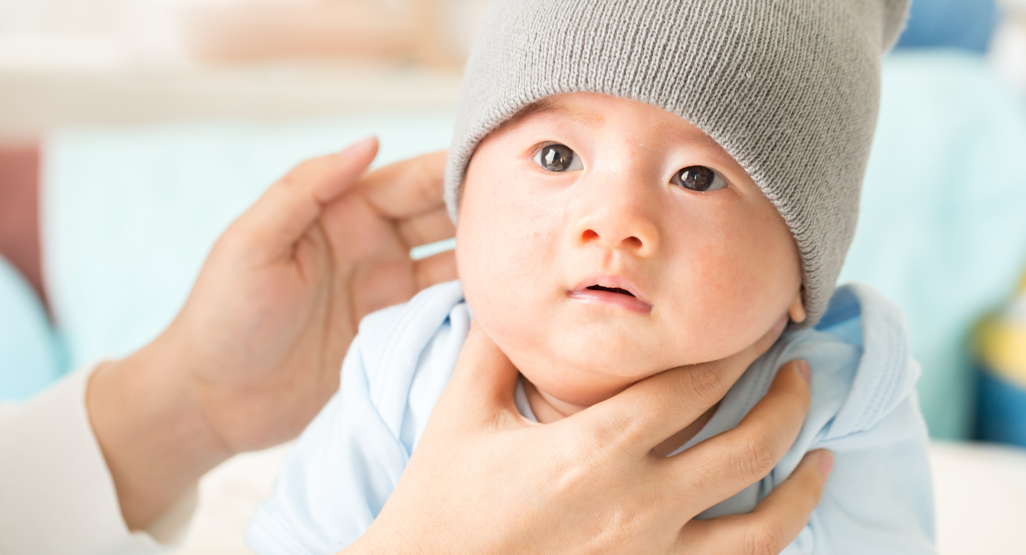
[0,364,197,555]
[782,391,937,555]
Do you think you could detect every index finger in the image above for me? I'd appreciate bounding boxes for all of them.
[664,359,812,512]
[359,150,448,219]
[572,315,789,452]
[678,449,833,554]
[235,137,379,260]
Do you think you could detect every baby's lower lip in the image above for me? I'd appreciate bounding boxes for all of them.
[567,289,654,314]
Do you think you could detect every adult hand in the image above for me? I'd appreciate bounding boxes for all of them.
[172,138,455,451]
[348,321,832,555]
[88,139,456,528]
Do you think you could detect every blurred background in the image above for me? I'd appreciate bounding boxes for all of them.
[3,0,1026,553]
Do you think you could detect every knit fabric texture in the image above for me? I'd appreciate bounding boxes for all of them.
[444,0,910,325]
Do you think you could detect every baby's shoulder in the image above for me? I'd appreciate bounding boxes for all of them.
[245,281,469,555]
[769,283,920,440]
[699,284,923,520]
[351,280,470,442]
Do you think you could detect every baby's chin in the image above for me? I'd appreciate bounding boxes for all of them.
[481,314,747,407]
[507,342,699,408]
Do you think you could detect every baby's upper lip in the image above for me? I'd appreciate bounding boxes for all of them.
[570,274,650,305]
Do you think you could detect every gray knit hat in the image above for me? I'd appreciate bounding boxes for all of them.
[445,0,910,326]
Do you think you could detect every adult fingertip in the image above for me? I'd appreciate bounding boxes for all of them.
[800,449,834,478]
[817,449,834,477]
[788,359,811,387]
[311,136,379,202]
[339,136,379,159]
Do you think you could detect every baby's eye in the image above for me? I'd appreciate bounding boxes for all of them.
[671,166,727,192]
[534,144,583,172]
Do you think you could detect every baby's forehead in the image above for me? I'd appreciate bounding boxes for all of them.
[505,96,602,127]
[506,93,720,146]
[497,92,735,169]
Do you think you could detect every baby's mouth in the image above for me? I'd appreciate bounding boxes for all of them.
[569,276,653,314]
[586,285,635,297]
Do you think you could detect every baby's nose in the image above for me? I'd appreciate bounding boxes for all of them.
[571,191,660,257]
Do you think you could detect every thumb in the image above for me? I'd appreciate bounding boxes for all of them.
[234,137,379,261]
[444,320,520,418]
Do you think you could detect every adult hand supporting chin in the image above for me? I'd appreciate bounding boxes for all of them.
[86,139,457,530]
[347,321,831,555]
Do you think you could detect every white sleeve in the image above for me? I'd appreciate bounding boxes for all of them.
[0,365,197,555]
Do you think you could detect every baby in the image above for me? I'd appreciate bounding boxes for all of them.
[247,1,935,553]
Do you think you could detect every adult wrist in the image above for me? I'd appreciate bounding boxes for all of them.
[344,517,446,555]
[86,330,231,530]
[342,532,412,555]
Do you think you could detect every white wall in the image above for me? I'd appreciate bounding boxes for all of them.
[0,0,192,69]
[0,0,487,70]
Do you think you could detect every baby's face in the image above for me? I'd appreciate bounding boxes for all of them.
[457,93,803,407]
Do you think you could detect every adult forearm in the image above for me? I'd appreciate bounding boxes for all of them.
[86,330,231,530]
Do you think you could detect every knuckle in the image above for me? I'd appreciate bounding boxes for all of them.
[590,522,631,554]
[606,505,643,538]
[743,521,786,555]
[579,424,629,465]
[729,430,778,484]
[673,364,725,407]
[582,409,637,452]
[591,495,661,553]
[549,430,623,490]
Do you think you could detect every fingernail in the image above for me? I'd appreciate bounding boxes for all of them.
[818,450,835,476]
[791,359,812,386]
[338,136,377,158]
[799,449,834,477]
[773,315,788,336]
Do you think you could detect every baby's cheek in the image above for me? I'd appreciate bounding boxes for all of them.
[458,191,555,331]
[668,239,777,357]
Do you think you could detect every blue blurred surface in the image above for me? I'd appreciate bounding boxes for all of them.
[838,52,1026,439]
[0,255,64,402]
[976,367,1026,446]
[42,113,456,368]
[896,0,998,53]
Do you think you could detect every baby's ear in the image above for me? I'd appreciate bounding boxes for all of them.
[788,291,807,324]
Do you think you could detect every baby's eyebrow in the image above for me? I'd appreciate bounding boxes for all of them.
[504,98,604,128]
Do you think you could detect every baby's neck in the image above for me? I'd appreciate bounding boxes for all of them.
[522,377,719,457]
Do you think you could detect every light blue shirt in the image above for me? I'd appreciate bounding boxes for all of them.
[246,281,936,554]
